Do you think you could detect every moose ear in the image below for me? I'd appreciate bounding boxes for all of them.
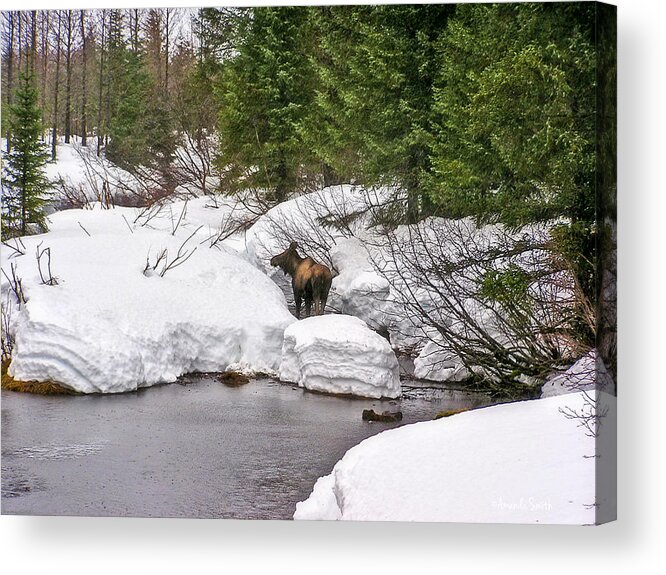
[289,241,298,250]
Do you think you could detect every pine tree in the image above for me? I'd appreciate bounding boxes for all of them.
[2,71,51,238]
[215,7,317,203]
[428,3,598,349]
[304,5,454,222]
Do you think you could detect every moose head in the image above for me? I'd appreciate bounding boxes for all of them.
[270,241,300,276]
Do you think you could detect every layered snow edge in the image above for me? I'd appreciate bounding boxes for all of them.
[2,204,295,393]
[279,314,401,399]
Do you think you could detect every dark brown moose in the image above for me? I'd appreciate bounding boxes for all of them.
[270,241,332,319]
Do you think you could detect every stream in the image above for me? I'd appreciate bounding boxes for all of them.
[2,376,502,519]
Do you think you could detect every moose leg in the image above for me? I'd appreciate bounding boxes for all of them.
[294,293,302,319]
[319,287,330,315]
[305,297,312,318]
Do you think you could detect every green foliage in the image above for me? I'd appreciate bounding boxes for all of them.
[425,3,599,352]
[2,71,51,238]
[428,3,596,228]
[305,5,454,221]
[479,264,531,310]
[105,12,175,173]
[215,7,317,202]
[106,49,151,169]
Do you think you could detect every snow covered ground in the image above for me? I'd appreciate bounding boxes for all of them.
[294,390,612,524]
[1,204,295,393]
[43,140,144,207]
[280,314,400,399]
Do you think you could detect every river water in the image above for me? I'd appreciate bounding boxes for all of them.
[2,376,499,519]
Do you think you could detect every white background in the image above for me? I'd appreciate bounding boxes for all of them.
[1,0,664,573]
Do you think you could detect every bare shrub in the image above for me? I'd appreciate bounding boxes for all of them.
[2,237,26,259]
[367,218,589,394]
[1,263,27,307]
[143,226,202,278]
[36,242,59,286]
[172,131,218,197]
[1,296,15,363]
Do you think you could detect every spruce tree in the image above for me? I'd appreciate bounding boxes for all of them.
[215,7,317,203]
[2,71,51,238]
[428,3,597,349]
[304,5,454,222]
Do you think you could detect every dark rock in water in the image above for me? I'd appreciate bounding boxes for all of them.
[217,371,250,387]
[362,409,403,422]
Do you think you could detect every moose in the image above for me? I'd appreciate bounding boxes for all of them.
[270,241,333,319]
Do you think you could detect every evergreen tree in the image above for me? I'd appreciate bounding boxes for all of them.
[102,9,176,180]
[215,7,317,203]
[428,3,596,228]
[2,71,51,237]
[305,5,454,222]
[104,11,150,169]
[428,3,597,346]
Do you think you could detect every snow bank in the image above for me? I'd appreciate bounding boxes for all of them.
[295,391,608,524]
[328,237,390,330]
[279,314,400,399]
[413,338,469,382]
[2,206,295,393]
[540,351,605,398]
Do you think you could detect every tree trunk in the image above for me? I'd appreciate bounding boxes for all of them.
[29,11,37,75]
[64,10,73,144]
[596,4,617,387]
[17,11,22,72]
[131,9,140,53]
[164,8,170,91]
[80,10,88,146]
[40,11,49,141]
[52,11,62,160]
[6,12,15,153]
[322,163,342,187]
[274,160,289,204]
[97,10,106,156]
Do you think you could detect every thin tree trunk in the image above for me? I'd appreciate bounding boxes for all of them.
[40,11,49,141]
[52,11,62,160]
[21,171,27,236]
[64,10,73,144]
[17,11,22,72]
[29,11,37,75]
[164,8,170,90]
[80,10,88,146]
[6,12,15,152]
[97,10,106,156]
[131,9,139,53]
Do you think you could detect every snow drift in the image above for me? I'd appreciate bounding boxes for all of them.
[294,391,610,524]
[2,205,295,393]
[540,350,606,398]
[279,314,400,399]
